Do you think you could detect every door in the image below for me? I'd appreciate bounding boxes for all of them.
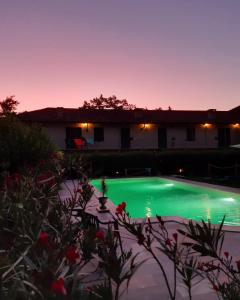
[218,128,231,148]
[158,128,167,148]
[121,128,131,149]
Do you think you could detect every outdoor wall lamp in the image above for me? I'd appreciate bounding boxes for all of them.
[81,123,89,131]
[232,123,240,128]
[140,123,151,130]
[202,123,211,128]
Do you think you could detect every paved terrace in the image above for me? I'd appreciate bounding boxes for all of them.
[59,180,240,300]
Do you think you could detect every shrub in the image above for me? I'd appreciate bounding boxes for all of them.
[0,115,57,172]
[65,149,240,178]
[0,160,140,299]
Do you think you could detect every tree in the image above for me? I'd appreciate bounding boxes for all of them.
[81,94,137,110]
[0,96,19,116]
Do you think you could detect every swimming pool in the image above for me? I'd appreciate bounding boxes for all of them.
[91,177,240,226]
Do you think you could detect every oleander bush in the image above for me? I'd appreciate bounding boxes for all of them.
[0,159,140,300]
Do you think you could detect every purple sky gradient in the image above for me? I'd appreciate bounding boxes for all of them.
[1,0,240,112]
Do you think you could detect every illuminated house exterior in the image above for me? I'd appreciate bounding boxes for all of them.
[18,106,240,150]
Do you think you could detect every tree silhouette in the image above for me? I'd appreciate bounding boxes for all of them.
[81,94,137,110]
[0,96,19,116]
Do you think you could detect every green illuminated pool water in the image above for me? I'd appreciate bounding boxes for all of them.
[91,177,240,226]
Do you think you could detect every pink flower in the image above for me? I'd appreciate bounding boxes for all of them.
[51,278,67,295]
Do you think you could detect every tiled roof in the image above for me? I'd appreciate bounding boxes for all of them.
[18,107,239,124]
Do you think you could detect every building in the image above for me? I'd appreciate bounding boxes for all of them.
[18,106,240,150]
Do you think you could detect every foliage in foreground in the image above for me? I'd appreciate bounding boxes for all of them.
[0,158,140,300]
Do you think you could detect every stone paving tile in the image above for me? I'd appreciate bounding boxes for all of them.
[176,278,214,298]
[123,286,174,300]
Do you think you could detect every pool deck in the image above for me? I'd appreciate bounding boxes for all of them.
[59,179,240,300]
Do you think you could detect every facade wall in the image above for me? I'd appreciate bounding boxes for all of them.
[44,123,239,150]
[167,125,218,149]
[131,124,158,149]
[86,125,120,150]
[43,125,66,149]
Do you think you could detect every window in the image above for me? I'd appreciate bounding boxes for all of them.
[66,127,82,149]
[186,127,195,141]
[94,127,104,142]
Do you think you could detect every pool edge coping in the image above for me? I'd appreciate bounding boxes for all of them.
[163,176,240,194]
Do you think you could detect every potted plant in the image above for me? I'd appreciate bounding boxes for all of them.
[98,177,109,212]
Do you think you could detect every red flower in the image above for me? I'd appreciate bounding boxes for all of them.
[65,246,80,264]
[51,278,67,295]
[116,205,123,215]
[116,202,126,215]
[165,238,172,247]
[224,251,229,259]
[96,230,104,240]
[172,233,178,242]
[38,232,50,247]
[121,202,126,210]
[212,284,219,292]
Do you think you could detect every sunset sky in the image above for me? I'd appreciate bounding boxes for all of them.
[1,0,240,112]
